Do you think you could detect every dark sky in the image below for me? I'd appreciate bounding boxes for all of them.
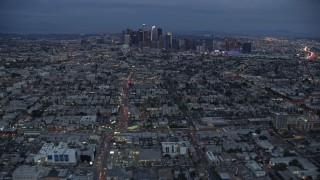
[1,0,319,37]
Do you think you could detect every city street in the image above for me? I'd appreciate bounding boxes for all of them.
[93,131,114,179]
[94,72,133,179]
[116,72,133,132]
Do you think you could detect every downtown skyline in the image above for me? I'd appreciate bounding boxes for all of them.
[0,0,320,37]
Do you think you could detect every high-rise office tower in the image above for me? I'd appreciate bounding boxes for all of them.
[157,28,163,37]
[242,42,252,54]
[225,39,241,51]
[142,24,146,42]
[183,38,192,51]
[158,35,164,49]
[165,32,173,50]
[96,37,104,44]
[121,29,129,43]
[131,33,139,45]
[273,113,288,129]
[204,35,213,52]
[151,26,158,41]
[138,29,143,42]
[124,34,130,45]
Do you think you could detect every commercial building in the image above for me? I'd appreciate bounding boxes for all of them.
[298,117,320,132]
[80,115,97,125]
[205,151,221,165]
[273,113,288,129]
[34,142,78,165]
[12,165,51,180]
[142,24,146,43]
[165,32,173,50]
[256,140,274,152]
[204,35,213,51]
[246,161,266,177]
[242,42,252,54]
[124,34,130,45]
[225,39,241,52]
[79,144,96,163]
[151,26,158,41]
[161,142,188,157]
[200,117,229,126]
[139,148,162,162]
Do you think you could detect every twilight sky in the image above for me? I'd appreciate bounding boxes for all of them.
[0,0,319,37]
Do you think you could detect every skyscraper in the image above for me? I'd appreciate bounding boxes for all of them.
[225,39,241,52]
[242,42,252,54]
[165,32,173,50]
[151,26,158,41]
[157,28,163,37]
[124,34,130,45]
[142,24,146,43]
[158,35,164,49]
[204,35,213,52]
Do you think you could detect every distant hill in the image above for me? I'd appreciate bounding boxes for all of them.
[172,30,319,38]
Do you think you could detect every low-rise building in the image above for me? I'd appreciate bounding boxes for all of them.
[256,140,274,152]
[161,142,188,157]
[245,161,265,177]
[34,142,78,165]
[205,151,221,165]
[12,165,51,180]
[80,115,97,125]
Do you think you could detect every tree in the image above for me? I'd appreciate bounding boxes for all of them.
[20,152,26,158]
[190,171,196,178]
[303,140,310,146]
[225,90,232,97]
[177,173,187,180]
[272,163,287,171]
[305,176,313,180]
[283,150,296,157]
[163,154,171,159]
[96,111,102,117]
[289,159,303,169]
[11,73,21,78]
[259,135,268,140]
[31,110,43,117]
